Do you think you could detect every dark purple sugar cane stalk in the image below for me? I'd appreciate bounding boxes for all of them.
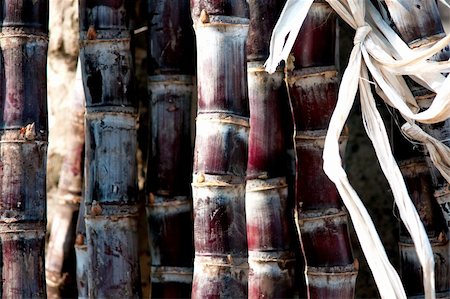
[190,1,250,297]
[146,0,195,296]
[245,0,296,298]
[79,0,141,297]
[286,1,358,297]
[0,0,48,297]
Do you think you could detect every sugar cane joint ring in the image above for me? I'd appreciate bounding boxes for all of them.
[194,255,248,268]
[246,177,288,193]
[248,251,296,265]
[147,195,191,214]
[196,113,249,128]
[151,266,194,284]
[295,129,348,151]
[0,31,48,41]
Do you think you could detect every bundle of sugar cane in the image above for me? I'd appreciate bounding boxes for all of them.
[0,1,49,297]
[146,0,195,296]
[79,0,141,297]
[246,0,296,297]
[266,0,450,298]
[190,1,250,297]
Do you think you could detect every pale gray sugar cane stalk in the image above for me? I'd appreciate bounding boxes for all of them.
[79,0,141,297]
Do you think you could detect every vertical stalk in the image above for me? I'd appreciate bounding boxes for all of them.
[79,0,141,297]
[0,1,48,297]
[286,2,358,297]
[398,158,449,296]
[46,62,85,298]
[378,1,450,296]
[190,1,250,297]
[75,196,88,298]
[245,1,296,298]
[146,0,195,297]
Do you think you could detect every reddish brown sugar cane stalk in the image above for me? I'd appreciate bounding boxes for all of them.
[245,0,296,298]
[377,1,450,296]
[286,1,358,297]
[0,1,48,297]
[79,0,141,297]
[190,1,250,297]
[146,0,195,296]
[45,62,85,299]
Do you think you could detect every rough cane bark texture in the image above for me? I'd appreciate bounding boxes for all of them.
[45,63,85,299]
[190,1,250,297]
[79,0,141,297]
[286,2,358,298]
[0,1,48,297]
[379,1,450,296]
[245,1,296,297]
[146,0,195,296]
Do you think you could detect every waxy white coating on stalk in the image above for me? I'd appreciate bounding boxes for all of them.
[80,38,133,108]
[75,244,88,298]
[84,112,137,206]
[194,24,249,115]
[248,258,295,282]
[0,134,47,220]
[245,178,289,251]
[85,215,140,298]
[306,264,358,290]
[192,182,246,254]
[195,114,249,144]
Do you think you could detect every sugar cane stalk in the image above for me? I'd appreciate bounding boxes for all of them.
[377,1,450,296]
[75,195,88,298]
[146,0,195,296]
[46,62,85,298]
[0,1,48,297]
[245,0,296,297]
[286,2,358,297]
[79,0,141,297]
[190,1,250,297]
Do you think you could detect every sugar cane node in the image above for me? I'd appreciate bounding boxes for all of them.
[194,256,248,268]
[196,113,250,128]
[150,266,194,283]
[248,251,296,266]
[306,260,359,276]
[246,182,289,193]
